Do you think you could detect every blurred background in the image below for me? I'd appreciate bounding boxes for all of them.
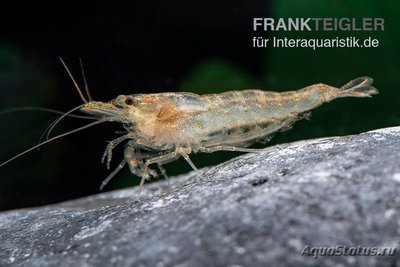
[0,1,399,211]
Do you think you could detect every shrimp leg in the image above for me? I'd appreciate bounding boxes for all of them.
[157,163,169,182]
[102,133,134,169]
[143,147,199,174]
[124,146,157,178]
[143,150,181,169]
[133,150,181,198]
[124,147,169,180]
[102,134,161,169]
[100,158,127,190]
[178,150,198,172]
[134,147,202,198]
[198,146,263,153]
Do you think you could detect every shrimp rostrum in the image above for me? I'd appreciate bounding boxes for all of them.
[1,69,378,198]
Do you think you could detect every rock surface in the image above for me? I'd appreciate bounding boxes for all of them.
[1,127,400,267]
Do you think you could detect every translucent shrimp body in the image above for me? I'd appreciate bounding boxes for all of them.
[81,76,378,196]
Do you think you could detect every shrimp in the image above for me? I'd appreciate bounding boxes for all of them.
[81,76,378,196]
[0,60,378,199]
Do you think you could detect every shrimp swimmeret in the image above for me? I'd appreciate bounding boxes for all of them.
[0,61,378,198]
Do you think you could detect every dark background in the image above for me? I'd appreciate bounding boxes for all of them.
[0,1,398,211]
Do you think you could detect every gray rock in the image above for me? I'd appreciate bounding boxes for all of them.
[1,127,400,267]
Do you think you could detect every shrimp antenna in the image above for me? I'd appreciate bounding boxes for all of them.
[0,106,94,120]
[79,57,93,102]
[59,57,88,103]
[44,104,86,140]
[0,119,105,168]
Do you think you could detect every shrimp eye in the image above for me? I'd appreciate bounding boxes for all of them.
[125,96,134,105]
